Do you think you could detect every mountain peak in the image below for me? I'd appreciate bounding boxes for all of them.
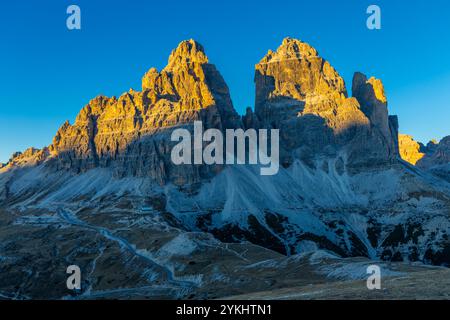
[166,39,208,70]
[260,38,318,64]
[398,133,426,165]
[353,72,387,104]
[255,37,347,114]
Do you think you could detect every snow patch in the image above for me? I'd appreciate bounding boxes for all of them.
[318,262,404,280]
[157,234,199,257]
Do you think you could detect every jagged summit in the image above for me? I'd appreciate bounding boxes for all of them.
[141,38,227,112]
[8,39,240,184]
[259,37,319,64]
[166,39,208,70]
[255,38,347,106]
[399,133,450,173]
[352,72,387,104]
[141,39,209,90]
[3,37,401,177]
[253,38,400,169]
[351,71,398,158]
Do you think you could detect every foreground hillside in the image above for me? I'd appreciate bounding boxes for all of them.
[224,267,450,300]
[1,207,448,300]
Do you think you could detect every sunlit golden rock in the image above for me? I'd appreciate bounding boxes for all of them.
[254,37,398,170]
[398,134,426,165]
[46,39,241,184]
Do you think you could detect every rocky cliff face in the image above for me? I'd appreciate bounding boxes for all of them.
[398,134,450,184]
[417,136,450,183]
[254,38,398,170]
[399,134,427,165]
[3,38,401,181]
[11,40,241,185]
[2,38,450,270]
[352,72,399,161]
[418,136,450,168]
[399,134,450,166]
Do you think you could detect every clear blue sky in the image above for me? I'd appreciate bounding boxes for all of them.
[1,0,450,163]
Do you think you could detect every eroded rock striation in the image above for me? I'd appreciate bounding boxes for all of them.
[254,38,398,170]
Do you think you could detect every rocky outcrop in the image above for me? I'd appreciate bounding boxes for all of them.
[2,147,49,170]
[242,107,260,130]
[399,134,426,165]
[398,134,450,169]
[254,38,398,170]
[398,134,450,183]
[352,73,388,133]
[3,38,402,182]
[38,40,242,185]
[418,136,450,168]
[425,140,439,154]
[2,38,450,271]
[389,116,400,154]
[351,73,399,161]
[417,136,450,182]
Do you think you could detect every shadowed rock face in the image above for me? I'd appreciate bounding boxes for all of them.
[3,37,401,184]
[254,38,399,170]
[10,40,242,185]
[352,72,399,159]
[418,136,450,168]
[255,38,350,130]
[417,136,450,183]
[399,134,450,168]
[398,134,450,183]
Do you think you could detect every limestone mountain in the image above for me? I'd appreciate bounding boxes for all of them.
[418,136,450,168]
[398,134,450,182]
[2,38,401,184]
[253,38,398,170]
[4,40,241,186]
[1,38,450,300]
[399,134,427,165]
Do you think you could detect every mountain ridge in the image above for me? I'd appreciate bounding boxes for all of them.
[1,38,400,177]
[1,37,450,268]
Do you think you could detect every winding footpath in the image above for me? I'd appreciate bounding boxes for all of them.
[56,208,197,294]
